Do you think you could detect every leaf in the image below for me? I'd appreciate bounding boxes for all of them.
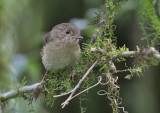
[124,75,132,80]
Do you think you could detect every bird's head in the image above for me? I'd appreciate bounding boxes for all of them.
[42,23,83,44]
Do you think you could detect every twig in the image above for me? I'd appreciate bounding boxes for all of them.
[91,47,107,53]
[154,0,160,19]
[91,47,137,57]
[90,4,110,43]
[0,83,41,101]
[54,76,102,98]
[69,76,102,101]
[53,91,72,98]
[97,90,109,95]
[117,47,160,60]
[108,97,128,113]
[116,51,138,58]
[61,59,99,108]
[106,72,119,89]
[91,47,160,60]
[108,61,117,73]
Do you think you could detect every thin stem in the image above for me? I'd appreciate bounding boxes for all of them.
[69,76,102,101]
[61,59,99,108]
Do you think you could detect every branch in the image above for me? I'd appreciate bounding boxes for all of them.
[61,59,99,108]
[1,47,159,103]
[91,47,160,60]
[53,91,72,98]
[90,3,110,43]
[0,59,98,104]
[65,76,102,102]
[117,47,160,60]
[0,83,41,101]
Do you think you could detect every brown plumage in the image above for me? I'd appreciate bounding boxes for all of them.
[41,23,83,71]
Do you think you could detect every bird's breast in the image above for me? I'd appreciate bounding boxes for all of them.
[42,41,80,71]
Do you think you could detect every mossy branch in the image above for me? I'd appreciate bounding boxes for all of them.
[91,47,160,60]
[0,83,41,101]
[0,47,160,102]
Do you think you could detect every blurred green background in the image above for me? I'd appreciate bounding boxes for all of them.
[0,0,160,113]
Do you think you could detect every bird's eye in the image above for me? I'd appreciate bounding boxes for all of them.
[65,29,70,34]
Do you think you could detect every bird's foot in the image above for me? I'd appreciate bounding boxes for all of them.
[70,70,76,81]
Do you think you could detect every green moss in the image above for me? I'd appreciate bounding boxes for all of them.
[139,0,160,47]
[0,94,4,100]
[14,76,27,90]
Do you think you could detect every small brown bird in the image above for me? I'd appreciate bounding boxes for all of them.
[41,23,83,72]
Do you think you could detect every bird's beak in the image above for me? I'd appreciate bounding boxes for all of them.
[75,34,83,39]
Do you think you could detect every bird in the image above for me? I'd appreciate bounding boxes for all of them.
[41,23,83,75]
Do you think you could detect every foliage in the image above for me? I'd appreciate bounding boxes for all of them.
[139,0,160,48]
[14,76,27,90]
[0,94,3,100]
